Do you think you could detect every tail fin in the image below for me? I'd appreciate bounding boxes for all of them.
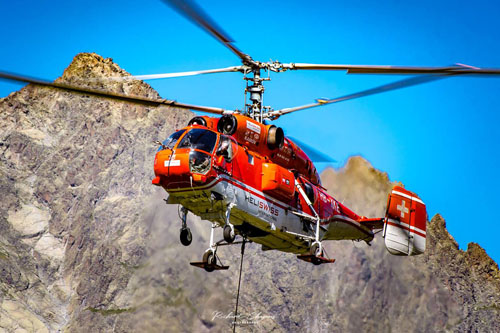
[383,186,427,256]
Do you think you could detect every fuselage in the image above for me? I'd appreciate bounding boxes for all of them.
[152,122,374,254]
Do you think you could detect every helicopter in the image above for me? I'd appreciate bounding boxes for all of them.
[1,0,500,271]
[153,112,427,270]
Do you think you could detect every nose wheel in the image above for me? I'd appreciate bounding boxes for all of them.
[180,227,192,246]
[178,206,192,246]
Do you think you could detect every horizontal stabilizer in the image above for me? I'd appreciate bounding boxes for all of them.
[359,217,385,229]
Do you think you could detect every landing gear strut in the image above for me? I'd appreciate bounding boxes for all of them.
[190,223,229,271]
[223,203,236,243]
[295,181,335,265]
[310,242,323,265]
[179,206,192,246]
[204,224,217,272]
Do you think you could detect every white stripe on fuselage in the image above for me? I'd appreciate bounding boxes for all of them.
[392,190,425,205]
[169,174,296,211]
[386,218,426,235]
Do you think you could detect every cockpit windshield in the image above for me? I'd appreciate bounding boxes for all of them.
[159,129,186,151]
[177,128,218,153]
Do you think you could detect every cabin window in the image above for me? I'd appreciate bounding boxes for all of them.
[178,128,218,153]
[159,129,186,151]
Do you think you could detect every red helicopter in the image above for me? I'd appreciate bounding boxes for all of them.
[145,0,496,271]
[152,112,426,270]
[2,0,500,272]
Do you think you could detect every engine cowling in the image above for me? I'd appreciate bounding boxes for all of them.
[217,114,238,135]
[188,116,207,127]
[267,125,284,150]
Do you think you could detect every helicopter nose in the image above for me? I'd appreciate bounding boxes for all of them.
[153,150,171,177]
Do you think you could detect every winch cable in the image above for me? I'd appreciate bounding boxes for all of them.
[233,238,246,333]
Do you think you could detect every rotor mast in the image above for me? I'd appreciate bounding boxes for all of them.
[244,66,269,122]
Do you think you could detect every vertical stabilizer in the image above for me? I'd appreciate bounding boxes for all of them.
[383,186,426,255]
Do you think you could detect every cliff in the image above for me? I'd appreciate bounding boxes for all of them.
[0,53,498,332]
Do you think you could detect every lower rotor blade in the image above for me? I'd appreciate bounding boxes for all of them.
[287,136,336,163]
[0,70,229,115]
[268,75,446,118]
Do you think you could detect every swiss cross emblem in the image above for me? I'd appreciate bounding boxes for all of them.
[397,200,409,218]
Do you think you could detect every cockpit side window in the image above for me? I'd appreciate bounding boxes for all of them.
[216,135,233,162]
[159,129,186,151]
[177,128,218,153]
[312,167,321,186]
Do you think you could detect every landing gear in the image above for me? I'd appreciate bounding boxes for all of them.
[179,206,192,246]
[310,242,323,265]
[223,203,236,243]
[202,249,217,272]
[180,228,192,246]
[295,181,335,265]
[297,241,335,265]
[190,223,230,271]
[310,241,322,256]
[223,224,235,243]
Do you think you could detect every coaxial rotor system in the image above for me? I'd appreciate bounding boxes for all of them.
[1,0,500,123]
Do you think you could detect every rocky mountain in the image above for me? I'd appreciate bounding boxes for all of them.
[1,53,499,332]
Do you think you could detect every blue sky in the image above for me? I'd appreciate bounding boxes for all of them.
[2,0,500,263]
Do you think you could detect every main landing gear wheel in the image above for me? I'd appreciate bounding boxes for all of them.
[223,224,235,243]
[180,228,192,246]
[310,242,323,266]
[202,249,217,272]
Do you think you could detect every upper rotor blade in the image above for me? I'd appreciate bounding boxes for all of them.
[0,70,229,115]
[163,0,253,64]
[284,63,500,75]
[128,66,244,80]
[268,75,446,118]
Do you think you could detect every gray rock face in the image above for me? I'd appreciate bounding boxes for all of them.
[0,53,498,332]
